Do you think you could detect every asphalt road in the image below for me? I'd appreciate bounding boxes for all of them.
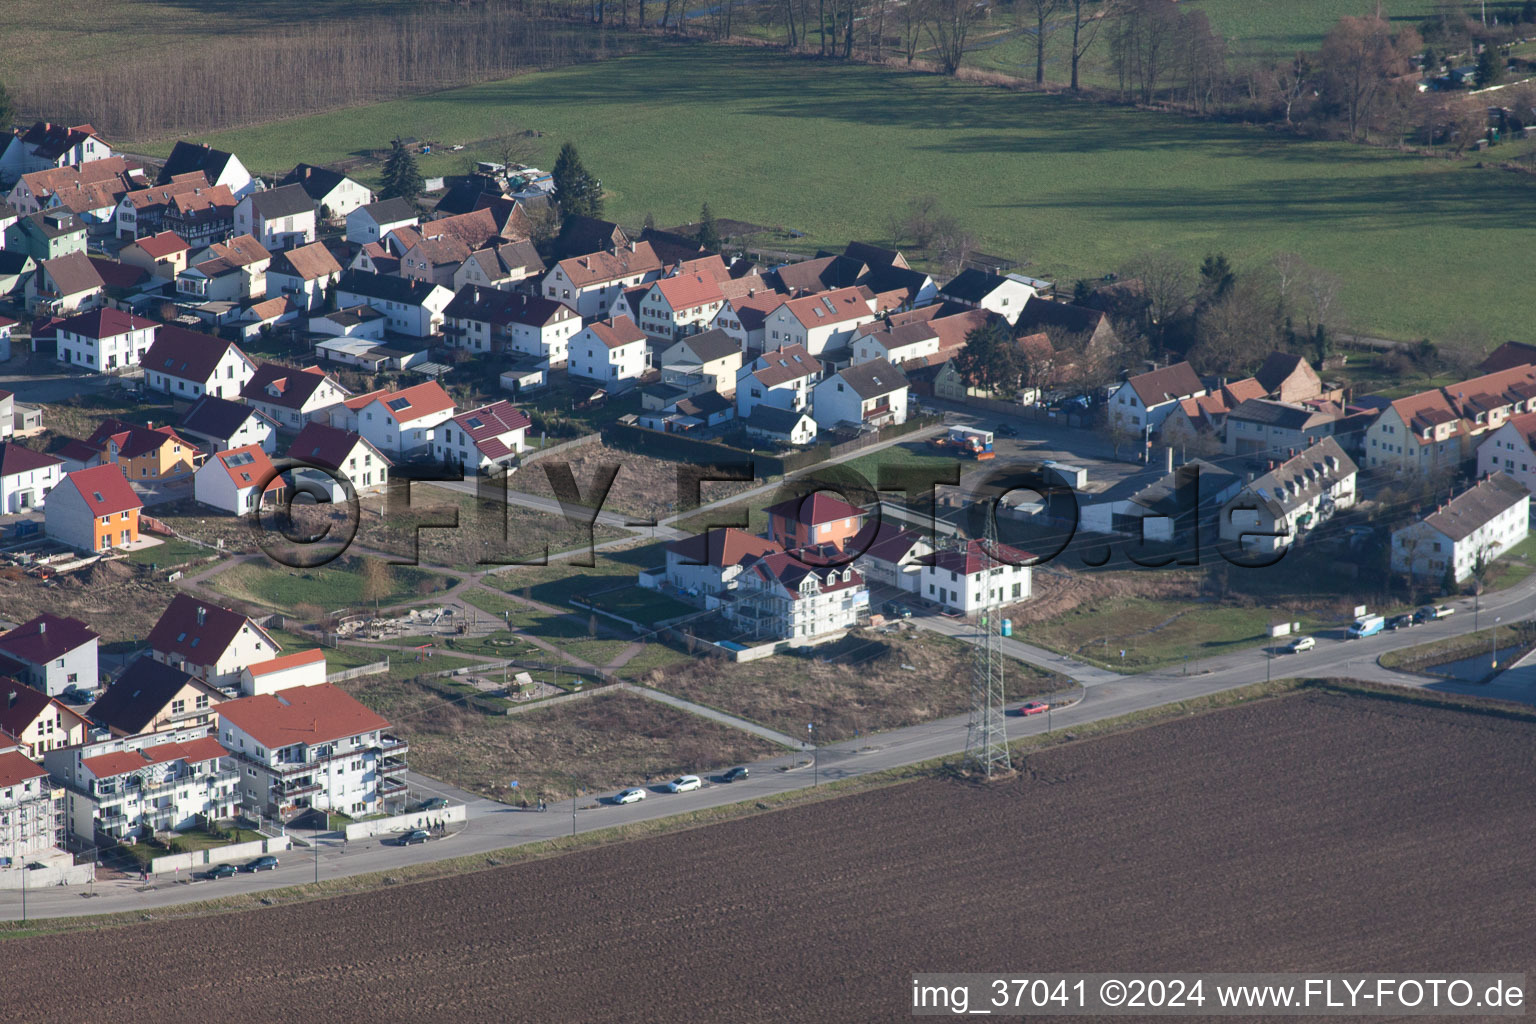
[9,567,1532,922]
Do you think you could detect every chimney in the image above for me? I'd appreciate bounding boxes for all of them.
[38,620,45,634]
[1165,446,1174,474]
[196,606,206,626]
[7,691,15,709]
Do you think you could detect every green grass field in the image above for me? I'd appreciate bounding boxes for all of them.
[211,557,457,611]
[152,45,1536,344]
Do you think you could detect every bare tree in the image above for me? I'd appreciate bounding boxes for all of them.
[1268,51,1314,124]
[1020,0,1061,84]
[1320,14,1420,141]
[1068,0,1115,92]
[923,0,983,74]
[1118,251,1192,353]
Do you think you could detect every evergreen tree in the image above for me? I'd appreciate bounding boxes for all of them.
[643,211,656,230]
[953,320,1025,395]
[1474,48,1504,88]
[1198,253,1235,302]
[1072,279,1092,305]
[552,142,603,221]
[0,80,13,132]
[696,203,721,250]
[379,140,424,203]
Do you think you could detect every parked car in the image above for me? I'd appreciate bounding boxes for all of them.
[59,687,93,705]
[721,767,749,783]
[881,600,913,619]
[418,797,449,811]
[197,863,238,880]
[1013,702,1049,716]
[1287,635,1316,654]
[666,775,702,793]
[399,829,431,846]
[994,422,1019,437]
[241,855,280,872]
[615,787,647,804]
[1387,614,1414,631]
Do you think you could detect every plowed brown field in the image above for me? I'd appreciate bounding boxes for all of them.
[8,689,1535,1023]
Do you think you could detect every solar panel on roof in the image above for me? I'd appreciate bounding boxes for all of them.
[466,417,484,429]
[386,397,411,411]
[92,491,103,502]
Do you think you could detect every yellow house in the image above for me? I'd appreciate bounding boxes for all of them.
[85,418,199,481]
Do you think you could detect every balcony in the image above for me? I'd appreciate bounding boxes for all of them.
[379,777,408,795]
[274,779,322,798]
[379,757,408,776]
[375,734,409,755]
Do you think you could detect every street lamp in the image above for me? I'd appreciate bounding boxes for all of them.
[1492,617,1502,670]
[808,723,818,787]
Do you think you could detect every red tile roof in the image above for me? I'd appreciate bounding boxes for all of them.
[666,528,783,568]
[242,362,343,410]
[0,614,99,665]
[555,242,662,288]
[0,682,75,738]
[449,401,531,460]
[0,442,64,478]
[211,444,284,493]
[777,286,875,328]
[373,381,455,425]
[750,344,818,387]
[142,325,251,384]
[217,683,391,747]
[60,463,142,516]
[0,748,48,788]
[131,231,191,258]
[55,307,156,340]
[289,421,389,472]
[585,315,647,350]
[746,550,865,600]
[652,272,724,310]
[81,736,227,780]
[246,649,326,677]
[763,492,865,526]
[925,538,1034,576]
[147,594,273,663]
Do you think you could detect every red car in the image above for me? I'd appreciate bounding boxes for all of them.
[1014,702,1049,717]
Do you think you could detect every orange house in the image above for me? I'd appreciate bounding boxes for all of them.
[763,493,866,552]
[86,417,199,481]
[46,463,143,553]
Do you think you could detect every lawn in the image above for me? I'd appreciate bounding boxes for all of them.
[1377,621,1536,673]
[460,588,636,668]
[1483,533,1536,591]
[210,556,457,613]
[646,629,1069,741]
[1018,596,1314,672]
[128,539,217,569]
[337,677,781,801]
[157,46,1535,345]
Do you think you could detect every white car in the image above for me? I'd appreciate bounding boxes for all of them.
[614,787,646,804]
[666,775,702,793]
[1287,635,1316,654]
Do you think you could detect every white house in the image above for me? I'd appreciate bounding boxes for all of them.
[761,286,878,358]
[811,358,909,431]
[0,750,65,868]
[335,270,453,338]
[43,728,236,843]
[1220,437,1359,558]
[709,289,785,356]
[0,613,100,697]
[852,521,934,595]
[289,421,391,495]
[654,528,784,604]
[634,272,726,342]
[1108,362,1207,437]
[735,345,820,418]
[935,269,1038,324]
[1390,473,1531,583]
[453,241,544,293]
[280,164,372,220]
[345,197,419,245]
[27,251,104,315]
[217,683,408,817]
[232,184,317,251]
[176,394,280,455]
[432,400,530,474]
[0,123,112,182]
[52,307,157,372]
[238,648,328,697]
[265,241,342,312]
[0,442,64,513]
[568,316,650,391]
[850,320,940,368]
[743,406,818,446]
[1477,410,1536,496]
[1364,365,1536,477]
[240,362,352,432]
[919,539,1033,615]
[540,241,664,317]
[441,286,579,362]
[725,551,868,644]
[194,445,287,516]
[147,594,281,689]
[141,326,256,400]
[355,381,457,457]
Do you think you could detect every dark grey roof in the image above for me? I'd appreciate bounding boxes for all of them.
[745,406,810,434]
[247,184,316,220]
[939,268,1007,303]
[1226,398,1335,430]
[157,141,237,186]
[1235,437,1357,517]
[674,328,739,363]
[843,241,904,269]
[22,211,84,239]
[1015,296,1107,336]
[834,358,908,400]
[177,394,268,442]
[1130,459,1241,516]
[1419,473,1531,542]
[88,656,204,735]
[0,252,34,275]
[337,269,444,306]
[434,175,504,217]
[354,197,417,224]
[443,285,570,327]
[280,164,354,202]
[673,391,733,417]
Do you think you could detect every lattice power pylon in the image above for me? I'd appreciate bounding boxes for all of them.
[964,519,1011,777]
